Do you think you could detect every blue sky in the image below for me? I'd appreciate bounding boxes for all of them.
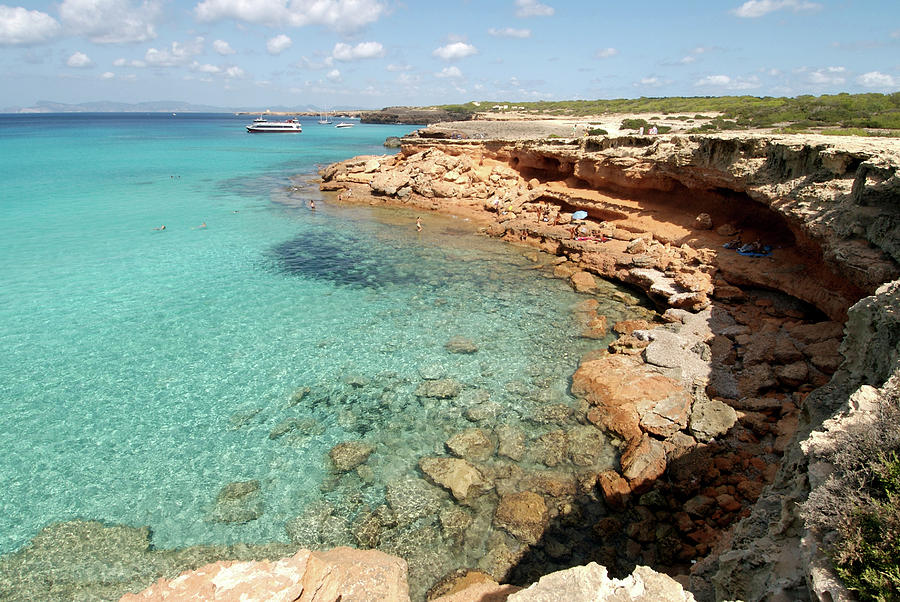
[1,0,898,110]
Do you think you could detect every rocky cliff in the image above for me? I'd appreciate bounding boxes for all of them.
[319,130,900,600]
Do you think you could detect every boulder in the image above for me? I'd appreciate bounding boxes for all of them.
[620,435,667,492]
[445,336,478,354]
[329,441,375,472]
[445,428,494,461]
[418,456,488,501]
[571,271,598,293]
[415,379,462,399]
[208,480,263,524]
[494,491,549,544]
[122,548,410,602]
[385,478,444,526]
[497,425,526,461]
[505,563,695,601]
[689,398,738,442]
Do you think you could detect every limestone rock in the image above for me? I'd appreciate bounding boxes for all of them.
[689,398,737,443]
[506,562,695,601]
[494,491,549,544]
[445,428,494,461]
[418,456,488,501]
[329,441,375,472]
[620,434,667,492]
[385,478,445,526]
[571,270,598,293]
[416,378,462,399]
[497,424,526,461]
[445,336,479,354]
[208,480,264,524]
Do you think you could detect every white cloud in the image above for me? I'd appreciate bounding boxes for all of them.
[488,27,530,38]
[679,56,696,64]
[191,61,221,73]
[696,74,733,86]
[808,66,845,85]
[433,41,477,60]
[213,39,235,55]
[59,0,161,43]
[113,57,146,67]
[696,74,761,90]
[596,47,618,58]
[386,63,411,72]
[326,68,341,81]
[332,41,384,61]
[100,71,115,79]
[515,0,554,17]
[858,71,898,88]
[638,77,664,87]
[224,65,244,78]
[145,37,204,67]
[267,33,292,54]
[66,51,93,67]
[0,6,61,45]
[733,0,821,18]
[194,0,385,32]
[436,65,462,79]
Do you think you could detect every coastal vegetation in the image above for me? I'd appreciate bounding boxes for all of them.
[802,396,900,601]
[438,93,900,135]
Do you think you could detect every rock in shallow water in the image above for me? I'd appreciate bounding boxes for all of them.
[494,491,549,545]
[418,456,489,501]
[329,441,376,472]
[415,378,462,399]
[445,336,479,354]
[207,480,264,524]
[445,428,495,461]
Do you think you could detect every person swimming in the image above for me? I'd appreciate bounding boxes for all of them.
[152,225,166,231]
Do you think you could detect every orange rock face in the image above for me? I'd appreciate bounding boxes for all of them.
[121,547,409,602]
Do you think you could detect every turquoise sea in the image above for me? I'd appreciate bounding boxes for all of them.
[0,113,648,589]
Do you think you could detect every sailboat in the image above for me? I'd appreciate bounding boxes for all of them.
[317,105,332,125]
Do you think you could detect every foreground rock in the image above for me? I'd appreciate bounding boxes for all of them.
[122,547,409,602]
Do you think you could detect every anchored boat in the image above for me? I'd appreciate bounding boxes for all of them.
[246,116,302,133]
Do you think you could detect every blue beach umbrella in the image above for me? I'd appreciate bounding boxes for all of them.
[572,210,588,220]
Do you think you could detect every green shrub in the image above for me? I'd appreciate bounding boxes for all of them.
[802,394,900,601]
[587,128,608,136]
[621,118,650,130]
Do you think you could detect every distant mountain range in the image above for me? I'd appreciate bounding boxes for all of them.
[3,100,372,114]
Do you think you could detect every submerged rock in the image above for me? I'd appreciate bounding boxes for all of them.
[415,378,462,399]
[494,491,549,545]
[445,336,479,354]
[329,441,376,472]
[385,478,445,526]
[418,456,489,501]
[445,428,494,461]
[208,480,264,524]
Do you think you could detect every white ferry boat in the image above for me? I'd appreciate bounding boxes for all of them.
[246,116,302,133]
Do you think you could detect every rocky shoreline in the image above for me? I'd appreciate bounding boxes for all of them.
[3,128,897,602]
[314,128,900,600]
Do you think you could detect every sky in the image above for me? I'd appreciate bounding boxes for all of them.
[1,0,899,110]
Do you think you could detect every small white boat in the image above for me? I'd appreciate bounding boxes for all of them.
[246,116,302,133]
[334,122,354,128]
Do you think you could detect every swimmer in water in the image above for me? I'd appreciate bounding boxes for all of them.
[309,199,316,210]
[416,217,422,232]
[152,225,166,231]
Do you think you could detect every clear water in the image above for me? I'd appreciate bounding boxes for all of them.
[0,114,648,588]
